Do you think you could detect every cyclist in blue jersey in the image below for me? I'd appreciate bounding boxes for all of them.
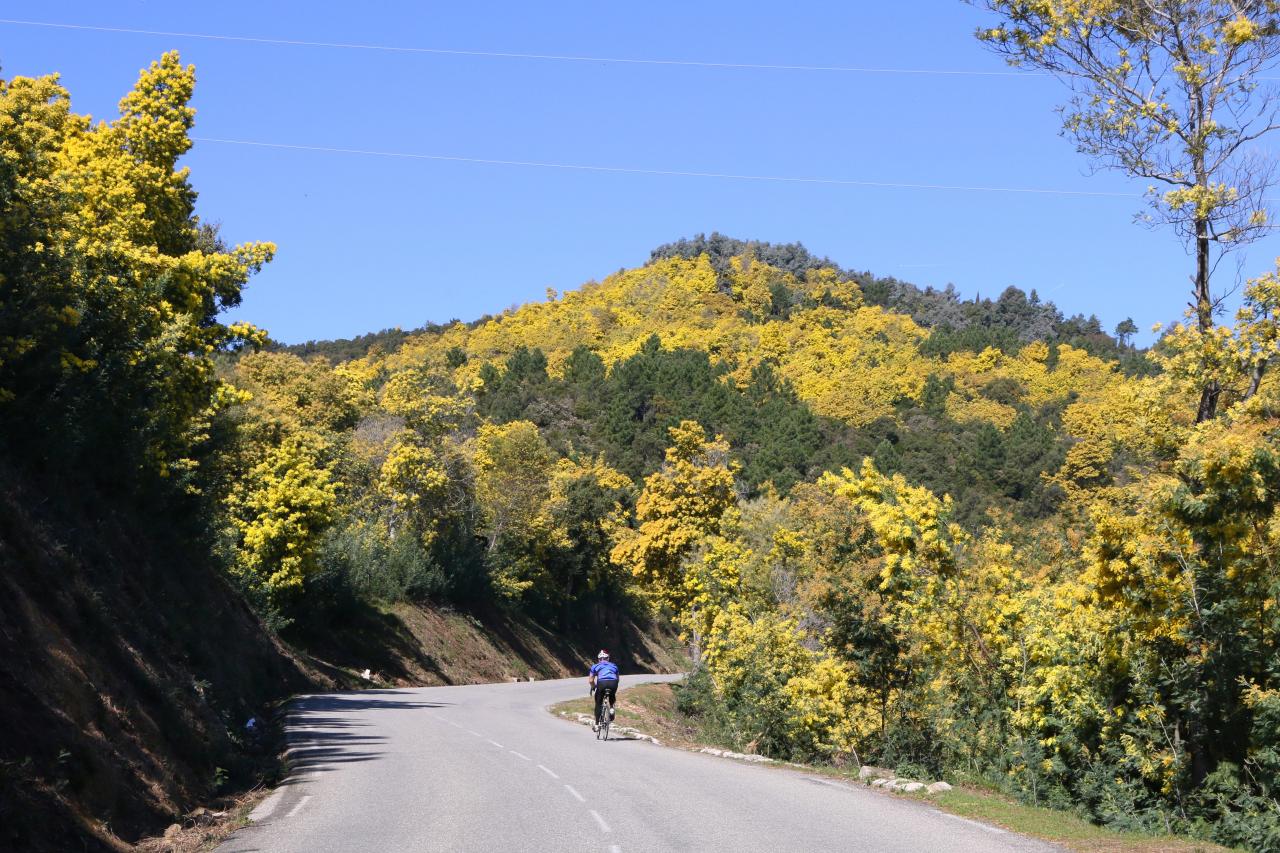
[588,650,619,731]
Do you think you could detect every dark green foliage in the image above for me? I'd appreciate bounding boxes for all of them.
[671,665,740,747]
[445,346,469,368]
[651,233,837,287]
[476,345,551,424]
[481,340,1071,527]
[1189,763,1280,850]
[920,323,1023,357]
[847,400,1067,528]
[532,467,636,630]
[871,439,902,474]
[275,327,411,363]
[477,338,831,494]
[981,377,1027,407]
[920,374,954,415]
[768,280,795,319]
[276,317,501,365]
[1114,318,1138,347]
[318,525,449,605]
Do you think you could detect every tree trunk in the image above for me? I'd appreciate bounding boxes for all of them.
[1243,359,1267,403]
[1194,216,1220,422]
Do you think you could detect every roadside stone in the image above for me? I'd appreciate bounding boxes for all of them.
[901,782,926,793]
[927,782,953,794]
[700,747,724,757]
[870,778,891,788]
[858,765,894,781]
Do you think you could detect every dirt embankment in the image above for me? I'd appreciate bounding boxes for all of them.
[287,599,683,688]
[0,471,322,852]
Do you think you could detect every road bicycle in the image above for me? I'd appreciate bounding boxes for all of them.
[591,686,613,741]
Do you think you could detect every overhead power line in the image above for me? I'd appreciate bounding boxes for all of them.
[192,136,1140,198]
[0,18,1040,77]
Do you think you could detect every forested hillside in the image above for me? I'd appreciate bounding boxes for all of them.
[5,32,1280,853]
[227,231,1280,847]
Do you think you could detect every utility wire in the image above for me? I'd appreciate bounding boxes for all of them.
[9,17,1280,83]
[192,136,1140,197]
[0,18,1039,77]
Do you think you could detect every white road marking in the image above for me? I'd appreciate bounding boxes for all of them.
[941,813,1006,835]
[465,729,482,737]
[565,784,586,802]
[609,846,622,853]
[248,789,284,822]
[509,750,531,761]
[590,810,612,833]
[285,795,312,819]
[538,764,559,779]
[488,739,505,748]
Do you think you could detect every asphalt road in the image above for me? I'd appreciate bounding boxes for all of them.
[218,674,1058,853]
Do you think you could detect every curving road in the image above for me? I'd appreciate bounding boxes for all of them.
[218,674,1057,853]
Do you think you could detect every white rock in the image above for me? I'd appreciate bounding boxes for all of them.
[870,778,891,788]
[858,765,894,781]
[901,782,926,793]
[927,782,953,794]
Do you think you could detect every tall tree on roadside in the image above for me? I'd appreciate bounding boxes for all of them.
[973,1,1280,420]
[0,53,274,475]
[470,420,555,598]
[610,420,738,610]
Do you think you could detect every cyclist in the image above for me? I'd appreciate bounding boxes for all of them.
[588,650,619,732]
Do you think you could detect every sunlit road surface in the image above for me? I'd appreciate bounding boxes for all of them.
[218,674,1058,853]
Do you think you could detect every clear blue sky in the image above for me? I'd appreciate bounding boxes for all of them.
[4,2,1277,345]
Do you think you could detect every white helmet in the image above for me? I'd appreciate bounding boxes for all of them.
[597,650,610,660]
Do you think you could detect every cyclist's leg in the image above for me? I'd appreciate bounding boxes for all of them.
[593,686,605,724]
[602,681,618,718]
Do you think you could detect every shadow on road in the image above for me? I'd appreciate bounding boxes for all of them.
[281,693,450,778]
[296,693,452,713]
[285,730,386,777]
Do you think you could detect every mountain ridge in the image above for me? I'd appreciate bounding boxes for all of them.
[277,233,1141,372]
